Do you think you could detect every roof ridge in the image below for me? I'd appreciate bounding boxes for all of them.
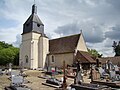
[50,33,81,41]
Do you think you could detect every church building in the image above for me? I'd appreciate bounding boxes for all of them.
[19,4,95,69]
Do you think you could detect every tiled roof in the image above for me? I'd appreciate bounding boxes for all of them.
[75,51,96,63]
[49,34,80,54]
[98,56,120,67]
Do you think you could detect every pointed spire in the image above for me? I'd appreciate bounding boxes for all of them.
[32,4,37,14]
[23,2,44,35]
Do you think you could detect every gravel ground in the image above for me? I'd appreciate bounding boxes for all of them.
[0,70,91,90]
[0,75,11,90]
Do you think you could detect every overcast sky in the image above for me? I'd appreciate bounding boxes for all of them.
[0,0,120,57]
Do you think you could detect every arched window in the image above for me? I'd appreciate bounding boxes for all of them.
[25,55,28,63]
[52,55,54,63]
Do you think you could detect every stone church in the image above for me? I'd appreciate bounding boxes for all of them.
[19,4,95,69]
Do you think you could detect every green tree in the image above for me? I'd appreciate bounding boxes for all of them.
[0,41,19,65]
[88,48,102,59]
[0,48,15,65]
[0,41,12,48]
[11,47,19,65]
[113,41,120,56]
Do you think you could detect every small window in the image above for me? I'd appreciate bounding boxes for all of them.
[52,56,54,62]
[25,55,28,63]
[37,24,40,27]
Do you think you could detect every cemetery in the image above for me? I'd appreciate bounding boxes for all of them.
[0,59,119,90]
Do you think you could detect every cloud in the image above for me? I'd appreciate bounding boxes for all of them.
[105,24,120,40]
[54,21,105,43]
[0,0,120,56]
[83,24,105,43]
[0,24,22,44]
[13,34,21,47]
[54,22,80,36]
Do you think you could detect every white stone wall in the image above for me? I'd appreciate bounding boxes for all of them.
[31,33,41,69]
[38,36,49,68]
[20,32,41,69]
[48,53,74,67]
[76,33,88,52]
[19,33,32,68]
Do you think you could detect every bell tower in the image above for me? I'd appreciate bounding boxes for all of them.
[23,4,44,35]
[19,4,49,69]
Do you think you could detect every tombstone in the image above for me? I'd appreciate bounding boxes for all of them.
[5,75,32,90]
[74,61,83,84]
[75,70,83,84]
[11,70,20,77]
[105,60,114,73]
[8,63,12,75]
[109,70,116,81]
[11,75,23,86]
[46,78,62,86]
[114,65,119,71]
[98,67,105,77]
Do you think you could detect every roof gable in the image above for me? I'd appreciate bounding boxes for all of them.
[49,34,81,54]
[75,51,96,63]
[76,33,88,52]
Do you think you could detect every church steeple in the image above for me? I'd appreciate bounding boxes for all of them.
[22,4,44,35]
[32,4,37,14]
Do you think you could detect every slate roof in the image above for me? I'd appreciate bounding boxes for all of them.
[22,4,44,35]
[24,14,43,25]
[98,56,120,67]
[25,4,43,25]
[75,51,96,63]
[49,34,81,54]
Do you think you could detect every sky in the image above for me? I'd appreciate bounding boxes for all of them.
[0,0,120,57]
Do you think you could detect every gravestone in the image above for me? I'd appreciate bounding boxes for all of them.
[9,75,32,90]
[11,70,20,77]
[8,63,12,75]
[110,70,116,81]
[114,65,119,71]
[98,67,105,78]
[75,61,83,84]
[12,75,23,85]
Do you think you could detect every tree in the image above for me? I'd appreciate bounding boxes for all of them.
[0,41,19,65]
[88,48,102,59]
[0,48,15,65]
[0,41,12,48]
[113,41,120,56]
